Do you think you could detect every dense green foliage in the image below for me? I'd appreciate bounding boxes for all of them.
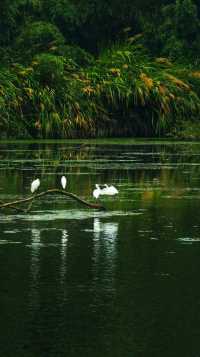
[1,0,200,138]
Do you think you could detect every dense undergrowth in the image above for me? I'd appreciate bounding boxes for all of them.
[1,0,200,139]
[1,39,200,138]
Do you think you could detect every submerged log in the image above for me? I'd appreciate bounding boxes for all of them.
[0,189,106,212]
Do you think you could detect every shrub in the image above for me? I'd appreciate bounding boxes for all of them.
[1,42,200,139]
[33,53,66,86]
[15,21,65,60]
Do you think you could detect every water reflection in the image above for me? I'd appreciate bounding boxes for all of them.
[1,141,200,357]
[93,218,119,289]
[93,218,119,243]
[29,228,41,314]
[60,229,68,287]
[1,141,200,202]
[30,228,41,280]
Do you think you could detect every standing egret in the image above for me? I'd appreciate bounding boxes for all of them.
[102,184,118,195]
[31,178,40,194]
[108,185,118,195]
[61,176,67,190]
[93,184,101,199]
[101,184,109,195]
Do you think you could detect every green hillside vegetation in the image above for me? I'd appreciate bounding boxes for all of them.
[1,0,200,138]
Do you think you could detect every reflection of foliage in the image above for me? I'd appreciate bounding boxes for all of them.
[1,141,200,218]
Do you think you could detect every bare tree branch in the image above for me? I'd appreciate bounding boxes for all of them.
[0,189,106,212]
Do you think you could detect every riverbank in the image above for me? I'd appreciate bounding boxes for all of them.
[1,41,200,139]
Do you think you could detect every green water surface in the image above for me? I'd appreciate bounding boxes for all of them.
[0,139,200,357]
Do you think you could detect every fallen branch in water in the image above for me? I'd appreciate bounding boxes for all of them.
[0,189,106,212]
[0,200,26,213]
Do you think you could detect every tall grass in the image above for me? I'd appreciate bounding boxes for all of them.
[1,42,200,138]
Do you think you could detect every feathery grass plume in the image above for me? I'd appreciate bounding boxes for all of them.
[139,73,154,90]
[165,74,191,91]
[155,58,173,66]
[1,41,200,138]
[191,71,200,79]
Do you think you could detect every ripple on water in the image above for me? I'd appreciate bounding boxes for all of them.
[177,237,200,244]
[0,240,22,244]
[25,243,61,248]
[0,209,143,223]
[3,227,68,234]
[4,229,21,234]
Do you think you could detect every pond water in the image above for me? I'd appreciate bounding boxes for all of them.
[0,139,200,357]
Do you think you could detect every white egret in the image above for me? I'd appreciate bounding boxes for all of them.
[61,176,67,190]
[31,178,40,194]
[101,184,109,195]
[108,185,118,195]
[93,184,101,199]
[102,184,118,195]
